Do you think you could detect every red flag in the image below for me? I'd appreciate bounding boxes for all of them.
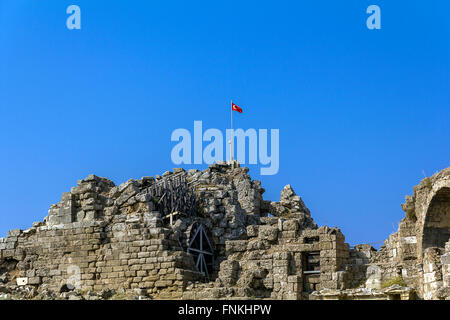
[232,102,243,113]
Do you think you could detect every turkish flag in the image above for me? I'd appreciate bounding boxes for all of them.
[232,102,243,113]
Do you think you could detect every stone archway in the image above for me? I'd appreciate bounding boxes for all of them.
[422,187,450,251]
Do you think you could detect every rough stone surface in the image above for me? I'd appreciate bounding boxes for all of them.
[0,162,449,300]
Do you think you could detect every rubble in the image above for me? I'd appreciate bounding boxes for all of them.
[0,162,449,300]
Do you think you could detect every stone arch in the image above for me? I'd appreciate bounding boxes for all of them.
[422,187,450,251]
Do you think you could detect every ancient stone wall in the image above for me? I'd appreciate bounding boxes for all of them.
[182,221,351,300]
[0,163,449,300]
[365,168,450,299]
[0,161,268,298]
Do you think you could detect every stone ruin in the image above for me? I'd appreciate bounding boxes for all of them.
[0,162,449,300]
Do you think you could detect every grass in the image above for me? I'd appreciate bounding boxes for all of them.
[381,276,406,288]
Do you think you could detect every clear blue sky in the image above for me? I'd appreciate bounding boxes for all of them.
[0,1,449,247]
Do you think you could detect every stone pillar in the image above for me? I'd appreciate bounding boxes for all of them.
[422,247,443,300]
[47,193,75,225]
[441,241,450,288]
[365,265,382,289]
[286,275,302,300]
[271,252,290,299]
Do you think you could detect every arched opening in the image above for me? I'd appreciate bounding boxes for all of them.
[422,187,450,250]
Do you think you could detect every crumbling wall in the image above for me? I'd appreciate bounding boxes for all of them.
[367,168,450,299]
[402,169,450,259]
[421,247,444,300]
[0,217,201,298]
[182,220,351,300]
[0,161,268,298]
[343,244,377,288]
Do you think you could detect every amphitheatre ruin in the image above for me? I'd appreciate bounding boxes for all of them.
[0,161,449,300]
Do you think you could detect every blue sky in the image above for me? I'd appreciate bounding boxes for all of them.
[0,1,449,247]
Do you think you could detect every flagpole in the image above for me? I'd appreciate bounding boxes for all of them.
[230,99,233,161]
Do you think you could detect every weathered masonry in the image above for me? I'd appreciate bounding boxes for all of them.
[0,163,449,300]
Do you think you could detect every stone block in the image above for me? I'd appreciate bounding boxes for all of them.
[226,240,248,253]
[7,229,22,237]
[258,226,278,242]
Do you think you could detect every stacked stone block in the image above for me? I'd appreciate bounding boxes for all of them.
[422,247,443,300]
[182,219,352,300]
